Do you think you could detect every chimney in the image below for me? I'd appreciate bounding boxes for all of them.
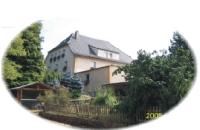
[74,30,79,39]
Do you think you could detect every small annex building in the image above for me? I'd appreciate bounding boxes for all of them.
[11,82,52,108]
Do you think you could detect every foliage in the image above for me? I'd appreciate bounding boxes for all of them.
[3,58,22,81]
[70,89,81,98]
[3,22,45,88]
[114,32,195,119]
[60,74,84,89]
[19,22,46,85]
[37,87,70,106]
[93,87,119,108]
[43,70,61,87]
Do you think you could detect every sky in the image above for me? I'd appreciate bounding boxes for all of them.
[0,0,200,130]
[0,0,196,60]
[40,19,173,59]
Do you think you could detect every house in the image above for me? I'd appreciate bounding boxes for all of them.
[45,31,132,95]
[75,65,126,96]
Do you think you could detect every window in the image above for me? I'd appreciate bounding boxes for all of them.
[112,53,119,60]
[85,74,90,85]
[61,53,65,58]
[109,52,113,58]
[89,46,97,55]
[50,58,53,63]
[97,49,119,60]
[53,57,56,62]
[63,66,67,72]
[98,49,107,58]
[89,45,119,60]
[57,55,60,60]
[65,61,68,68]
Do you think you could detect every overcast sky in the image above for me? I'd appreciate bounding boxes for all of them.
[1,0,196,60]
[40,19,173,59]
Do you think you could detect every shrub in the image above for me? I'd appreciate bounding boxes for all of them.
[93,87,119,108]
[37,87,69,106]
[70,89,81,99]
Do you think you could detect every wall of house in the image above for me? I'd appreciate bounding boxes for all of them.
[45,46,75,75]
[76,66,110,96]
[74,56,124,73]
[109,66,126,83]
[76,65,126,96]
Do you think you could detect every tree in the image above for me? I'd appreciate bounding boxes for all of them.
[166,32,195,107]
[19,22,45,85]
[3,31,26,87]
[60,74,83,98]
[114,32,195,121]
[3,22,45,88]
[3,58,22,86]
[43,70,61,87]
[60,74,84,89]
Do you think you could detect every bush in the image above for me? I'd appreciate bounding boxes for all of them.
[93,87,119,108]
[37,87,69,106]
[70,89,81,99]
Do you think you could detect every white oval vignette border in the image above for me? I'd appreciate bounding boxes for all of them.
[0,0,200,130]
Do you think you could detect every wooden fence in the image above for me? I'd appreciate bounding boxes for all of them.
[135,106,162,123]
[44,104,162,124]
[45,104,129,123]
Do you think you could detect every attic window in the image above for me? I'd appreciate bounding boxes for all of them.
[97,49,119,60]
[89,45,119,60]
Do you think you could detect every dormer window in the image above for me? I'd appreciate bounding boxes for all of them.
[89,46,97,55]
[98,49,119,60]
[89,45,119,60]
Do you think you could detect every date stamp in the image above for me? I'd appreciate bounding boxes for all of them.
[145,112,162,119]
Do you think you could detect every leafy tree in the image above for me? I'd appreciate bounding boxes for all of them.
[43,70,61,87]
[3,58,22,85]
[3,22,45,88]
[19,22,45,85]
[114,32,195,121]
[3,34,27,87]
[165,32,195,107]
